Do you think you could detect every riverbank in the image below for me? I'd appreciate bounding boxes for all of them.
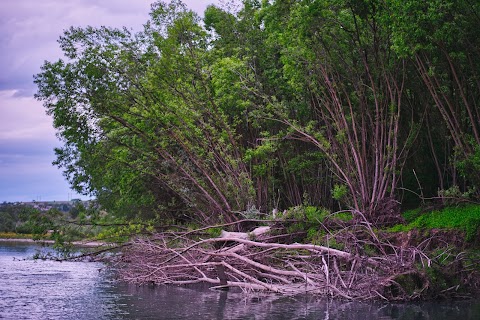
[4,204,479,301]
[0,238,109,248]
[114,206,480,301]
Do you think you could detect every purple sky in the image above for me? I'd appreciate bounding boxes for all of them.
[0,0,219,202]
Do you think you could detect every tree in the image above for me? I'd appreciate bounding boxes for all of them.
[35,0,480,227]
[35,1,255,225]
[389,0,480,192]
[255,0,416,218]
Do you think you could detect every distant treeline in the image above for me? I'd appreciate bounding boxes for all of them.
[0,201,89,233]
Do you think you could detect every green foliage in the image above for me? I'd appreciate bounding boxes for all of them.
[389,0,480,191]
[401,208,422,223]
[0,204,39,234]
[0,232,33,239]
[391,205,480,241]
[22,209,62,238]
[305,206,329,223]
[284,205,329,223]
[206,227,222,238]
[96,221,150,243]
[332,185,348,202]
[437,186,477,206]
[291,207,354,244]
[456,143,480,187]
[334,211,354,222]
[33,0,480,234]
[323,237,345,251]
[238,204,263,219]
[306,227,319,242]
[35,0,256,224]
[283,205,334,243]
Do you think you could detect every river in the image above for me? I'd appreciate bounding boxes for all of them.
[0,241,479,319]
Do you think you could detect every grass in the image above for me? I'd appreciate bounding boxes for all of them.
[389,204,480,241]
[0,232,35,239]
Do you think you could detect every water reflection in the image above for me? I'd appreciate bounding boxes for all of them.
[1,241,479,320]
[110,283,480,320]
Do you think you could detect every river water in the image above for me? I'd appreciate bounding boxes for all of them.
[1,241,479,320]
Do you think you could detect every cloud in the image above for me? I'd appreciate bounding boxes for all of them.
[0,133,85,202]
[0,0,220,92]
[0,0,154,93]
[0,159,79,202]
[0,139,85,202]
[0,90,75,202]
[0,90,56,143]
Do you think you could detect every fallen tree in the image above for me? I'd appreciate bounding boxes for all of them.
[112,220,462,301]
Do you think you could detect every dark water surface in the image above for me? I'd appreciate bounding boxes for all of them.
[1,241,479,319]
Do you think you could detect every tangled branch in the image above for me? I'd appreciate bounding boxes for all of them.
[114,224,431,300]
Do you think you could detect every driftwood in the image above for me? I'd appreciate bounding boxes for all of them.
[219,226,271,240]
[112,222,442,300]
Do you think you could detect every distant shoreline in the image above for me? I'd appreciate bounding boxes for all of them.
[0,238,108,247]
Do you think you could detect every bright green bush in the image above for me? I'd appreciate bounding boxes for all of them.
[390,205,480,241]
